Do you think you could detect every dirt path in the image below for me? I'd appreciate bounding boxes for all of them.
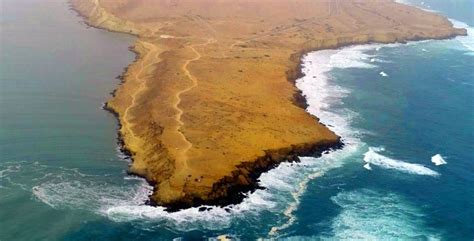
[220,40,244,58]
[172,38,215,170]
[122,41,161,138]
[119,38,214,172]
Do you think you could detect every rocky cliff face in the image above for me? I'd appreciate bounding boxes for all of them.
[70,0,466,210]
[72,0,141,34]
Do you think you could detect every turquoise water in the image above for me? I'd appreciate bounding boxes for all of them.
[1,0,473,240]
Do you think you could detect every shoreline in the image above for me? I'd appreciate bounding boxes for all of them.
[68,0,466,211]
[67,1,161,199]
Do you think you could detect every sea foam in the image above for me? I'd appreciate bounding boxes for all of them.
[396,0,474,55]
[449,19,474,55]
[270,43,389,236]
[326,189,441,240]
[431,154,447,166]
[269,39,446,235]
[363,147,439,176]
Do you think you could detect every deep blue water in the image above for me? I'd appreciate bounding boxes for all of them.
[1,0,472,240]
[288,0,474,239]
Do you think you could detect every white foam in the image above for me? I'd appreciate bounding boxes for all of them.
[325,189,441,240]
[269,40,436,236]
[0,163,22,178]
[431,154,447,166]
[268,170,320,236]
[30,164,287,231]
[363,163,372,170]
[363,147,439,176]
[449,19,474,54]
[109,187,281,231]
[396,0,474,55]
[328,45,379,69]
[395,0,438,13]
[379,71,388,77]
[394,0,410,4]
[32,179,151,209]
[269,44,386,236]
[0,161,62,191]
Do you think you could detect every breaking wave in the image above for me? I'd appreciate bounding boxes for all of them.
[431,154,447,166]
[449,19,474,54]
[271,38,448,236]
[396,0,474,55]
[270,43,391,236]
[364,147,439,176]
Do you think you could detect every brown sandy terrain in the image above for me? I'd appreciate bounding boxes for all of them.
[71,0,466,209]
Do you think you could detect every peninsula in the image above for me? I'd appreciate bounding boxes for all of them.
[71,0,466,209]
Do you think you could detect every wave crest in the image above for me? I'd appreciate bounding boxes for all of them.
[363,147,439,176]
[431,154,447,166]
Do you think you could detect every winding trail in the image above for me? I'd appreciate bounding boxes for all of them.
[118,37,215,172]
[221,40,244,58]
[121,41,161,139]
[172,38,216,170]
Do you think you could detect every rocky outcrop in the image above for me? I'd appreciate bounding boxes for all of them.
[152,139,342,211]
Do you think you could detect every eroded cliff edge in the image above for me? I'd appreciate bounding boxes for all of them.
[70,0,466,210]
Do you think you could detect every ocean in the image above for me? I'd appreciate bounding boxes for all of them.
[0,0,472,240]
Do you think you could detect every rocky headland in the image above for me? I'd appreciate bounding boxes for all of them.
[70,0,466,210]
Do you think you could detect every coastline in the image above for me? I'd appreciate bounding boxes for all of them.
[68,1,159,195]
[68,0,466,210]
[68,0,342,210]
[74,1,344,209]
[2,0,471,239]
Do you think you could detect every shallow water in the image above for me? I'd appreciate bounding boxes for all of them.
[1,0,473,240]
